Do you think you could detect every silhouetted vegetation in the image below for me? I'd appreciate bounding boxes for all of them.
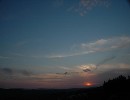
[103,75,130,100]
[0,75,130,100]
[103,75,130,93]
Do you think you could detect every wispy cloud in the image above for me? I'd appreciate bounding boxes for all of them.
[15,41,28,47]
[68,0,111,16]
[12,53,28,57]
[59,66,74,71]
[80,36,130,52]
[47,36,130,58]
[53,0,110,16]
[99,63,130,71]
[30,73,65,81]
[12,53,46,59]
[96,56,116,67]
[12,36,130,59]
[45,51,94,58]
[0,56,9,59]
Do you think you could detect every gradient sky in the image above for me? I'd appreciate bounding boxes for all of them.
[0,0,130,89]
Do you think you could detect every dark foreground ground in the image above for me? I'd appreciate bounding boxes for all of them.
[0,75,130,100]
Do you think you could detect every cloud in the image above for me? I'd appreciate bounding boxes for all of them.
[29,73,89,88]
[59,66,74,71]
[28,73,67,82]
[12,53,46,59]
[55,64,98,76]
[98,63,130,71]
[52,0,110,16]
[12,53,28,57]
[19,70,33,76]
[78,64,97,72]
[83,69,91,72]
[13,36,130,59]
[0,68,33,76]
[68,0,111,16]
[47,36,130,58]
[0,56,9,59]
[15,41,28,48]
[80,36,130,52]
[96,56,116,67]
[76,62,130,73]
[0,68,13,74]
[46,51,94,58]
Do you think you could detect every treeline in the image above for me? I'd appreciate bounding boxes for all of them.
[103,75,130,94]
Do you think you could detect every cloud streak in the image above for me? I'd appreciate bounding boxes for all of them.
[0,68,33,76]
[46,51,94,58]
[0,56,9,59]
[96,56,116,67]
[47,36,130,58]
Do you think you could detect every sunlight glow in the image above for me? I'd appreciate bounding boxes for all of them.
[84,82,92,86]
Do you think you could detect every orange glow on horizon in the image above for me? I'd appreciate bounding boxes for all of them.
[84,82,92,86]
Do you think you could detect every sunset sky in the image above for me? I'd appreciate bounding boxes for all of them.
[0,0,130,89]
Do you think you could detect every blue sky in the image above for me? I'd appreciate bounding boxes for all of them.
[0,0,130,89]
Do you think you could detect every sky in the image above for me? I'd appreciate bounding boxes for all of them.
[0,0,130,89]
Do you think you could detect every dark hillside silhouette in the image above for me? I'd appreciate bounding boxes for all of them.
[0,75,130,100]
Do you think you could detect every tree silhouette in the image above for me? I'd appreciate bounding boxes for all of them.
[103,75,130,95]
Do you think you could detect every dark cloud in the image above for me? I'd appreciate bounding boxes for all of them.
[96,56,116,68]
[0,68,33,76]
[20,70,33,76]
[83,68,91,72]
[56,72,69,75]
[0,68,13,74]
[56,71,80,76]
[56,73,64,75]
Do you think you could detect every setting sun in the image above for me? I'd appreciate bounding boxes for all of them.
[84,82,92,86]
